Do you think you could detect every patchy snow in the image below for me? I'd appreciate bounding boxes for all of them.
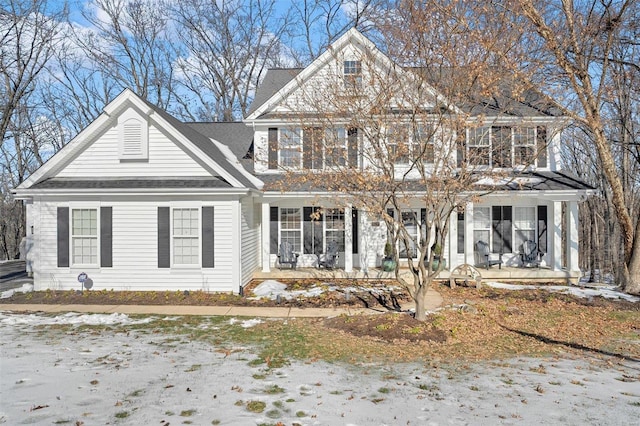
[1,282,34,299]
[251,279,325,300]
[0,311,638,425]
[0,311,155,327]
[485,282,640,302]
[229,317,263,328]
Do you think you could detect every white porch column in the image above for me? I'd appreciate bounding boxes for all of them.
[344,204,353,272]
[550,201,563,271]
[261,202,271,272]
[464,203,475,265]
[566,200,579,272]
[448,209,457,269]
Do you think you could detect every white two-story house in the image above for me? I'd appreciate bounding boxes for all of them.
[14,28,592,292]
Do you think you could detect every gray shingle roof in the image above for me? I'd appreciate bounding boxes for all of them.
[31,178,232,190]
[257,171,594,193]
[247,67,561,119]
[246,68,302,116]
[138,97,258,189]
[186,122,254,173]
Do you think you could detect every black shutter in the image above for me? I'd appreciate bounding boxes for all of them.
[268,128,278,169]
[457,212,465,254]
[303,207,323,254]
[158,207,170,268]
[348,128,358,168]
[538,205,547,253]
[57,207,69,267]
[492,206,512,253]
[503,206,512,253]
[456,129,466,168]
[537,126,547,167]
[202,206,215,268]
[351,208,358,254]
[421,208,427,246]
[270,206,278,254]
[100,207,112,267]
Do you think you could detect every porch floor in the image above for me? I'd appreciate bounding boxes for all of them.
[253,265,581,284]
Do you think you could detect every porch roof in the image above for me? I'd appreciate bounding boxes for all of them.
[257,170,594,193]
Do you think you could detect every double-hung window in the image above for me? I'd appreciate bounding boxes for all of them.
[468,127,490,166]
[325,127,347,168]
[399,210,419,258]
[514,207,536,252]
[414,123,435,163]
[173,208,199,265]
[280,208,302,252]
[514,127,536,166]
[388,124,411,164]
[325,209,345,252]
[279,128,302,168]
[343,60,362,89]
[492,126,513,168]
[71,209,98,265]
[473,207,491,246]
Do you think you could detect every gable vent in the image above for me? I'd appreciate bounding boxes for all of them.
[122,120,143,155]
[118,112,148,160]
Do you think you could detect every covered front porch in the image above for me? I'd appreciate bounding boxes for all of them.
[253,264,581,285]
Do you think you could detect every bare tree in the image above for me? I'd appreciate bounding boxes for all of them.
[171,0,290,121]
[69,0,178,110]
[491,0,640,293]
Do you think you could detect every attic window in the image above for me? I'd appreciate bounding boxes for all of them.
[118,111,148,160]
[344,60,362,89]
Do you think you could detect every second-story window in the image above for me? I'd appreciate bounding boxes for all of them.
[414,123,435,164]
[492,126,513,168]
[468,127,491,166]
[514,127,536,166]
[279,128,302,168]
[325,127,347,168]
[344,60,362,89]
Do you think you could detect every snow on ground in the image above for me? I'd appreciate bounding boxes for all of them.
[1,283,34,299]
[485,282,640,302]
[1,311,639,425]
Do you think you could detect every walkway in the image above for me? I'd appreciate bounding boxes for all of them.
[0,287,443,318]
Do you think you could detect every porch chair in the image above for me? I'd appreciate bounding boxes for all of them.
[318,241,339,269]
[474,240,503,270]
[277,242,299,269]
[520,240,541,268]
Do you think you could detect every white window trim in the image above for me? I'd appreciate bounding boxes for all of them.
[171,206,201,268]
[279,128,302,169]
[279,207,302,253]
[467,125,545,169]
[70,207,100,268]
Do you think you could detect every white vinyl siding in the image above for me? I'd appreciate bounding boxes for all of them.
[31,200,239,293]
[172,208,199,265]
[71,209,97,265]
[241,198,260,286]
[56,124,210,178]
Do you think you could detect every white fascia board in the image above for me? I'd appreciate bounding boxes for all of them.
[18,90,151,190]
[209,137,264,189]
[246,29,396,121]
[18,112,114,189]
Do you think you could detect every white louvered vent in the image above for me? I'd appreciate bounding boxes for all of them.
[118,112,148,160]
[122,120,142,155]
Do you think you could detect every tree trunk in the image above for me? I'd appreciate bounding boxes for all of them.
[413,284,429,322]
[622,219,640,294]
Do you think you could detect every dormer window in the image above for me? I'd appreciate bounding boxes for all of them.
[118,109,148,161]
[344,60,362,89]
